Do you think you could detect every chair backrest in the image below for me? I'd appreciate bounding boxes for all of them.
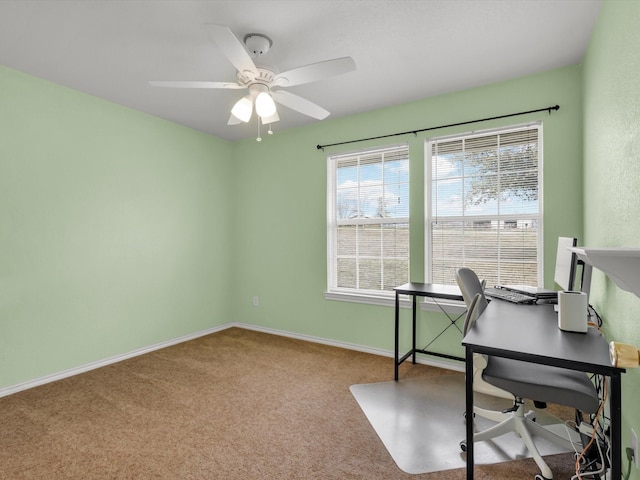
[457,268,489,335]
[456,268,484,310]
[462,292,489,335]
[456,267,485,307]
[463,293,479,335]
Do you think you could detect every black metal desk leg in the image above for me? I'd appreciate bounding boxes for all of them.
[610,372,622,479]
[411,294,417,364]
[465,346,474,480]
[394,291,400,381]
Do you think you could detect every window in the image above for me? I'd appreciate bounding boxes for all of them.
[327,145,409,299]
[426,123,542,287]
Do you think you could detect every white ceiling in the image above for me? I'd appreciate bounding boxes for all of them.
[0,0,602,142]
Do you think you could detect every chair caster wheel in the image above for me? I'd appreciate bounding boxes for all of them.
[534,475,551,480]
[460,440,467,452]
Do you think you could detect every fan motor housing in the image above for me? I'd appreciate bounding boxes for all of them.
[244,33,272,56]
[237,67,275,87]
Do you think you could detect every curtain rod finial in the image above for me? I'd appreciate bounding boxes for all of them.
[317,145,324,151]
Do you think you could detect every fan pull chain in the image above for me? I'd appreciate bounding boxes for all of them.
[256,119,262,142]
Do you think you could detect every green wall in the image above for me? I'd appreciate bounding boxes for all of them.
[0,66,233,388]
[231,64,584,357]
[583,1,640,477]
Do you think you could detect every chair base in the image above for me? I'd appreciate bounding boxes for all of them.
[464,399,577,480]
[472,404,536,424]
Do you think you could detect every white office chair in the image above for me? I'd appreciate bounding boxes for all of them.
[458,268,600,480]
[456,268,517,425]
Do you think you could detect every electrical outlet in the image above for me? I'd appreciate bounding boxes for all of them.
[252,296,259,307]
[632,428,639,468]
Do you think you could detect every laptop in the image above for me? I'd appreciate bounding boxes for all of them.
[500,284,558,301]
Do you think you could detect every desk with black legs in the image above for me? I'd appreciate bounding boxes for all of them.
[394,282,465,381]
[462,300,626,480]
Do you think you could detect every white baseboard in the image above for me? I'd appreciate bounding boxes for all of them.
[233,322,464,373]
[0,323,234,398]
[0,321,462,398]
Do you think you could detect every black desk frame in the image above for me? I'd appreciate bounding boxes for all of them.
[394,282,465,380]
[462,301,625,480]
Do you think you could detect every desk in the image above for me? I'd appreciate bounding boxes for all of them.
[462,300,626,480]
[394,282,465,380]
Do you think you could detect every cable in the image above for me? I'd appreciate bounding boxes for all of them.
[572,426,605,480]
[588,304,603,328]
[624,447,634,480]
[573,377,608,479]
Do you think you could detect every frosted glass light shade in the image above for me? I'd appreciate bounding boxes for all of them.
[255,92,277,118]
[231,96,253,123]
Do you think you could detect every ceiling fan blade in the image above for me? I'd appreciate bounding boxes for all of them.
[271,90,330,120]
[149,81,244,89]
[272,57,355,87]
[207,24,258,77]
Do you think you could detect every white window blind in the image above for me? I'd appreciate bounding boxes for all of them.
[327,144,409,296]
[426,124,542,287]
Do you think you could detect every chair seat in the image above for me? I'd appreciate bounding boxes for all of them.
[483,356,599,414]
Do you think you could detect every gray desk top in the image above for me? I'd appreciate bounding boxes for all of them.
[394,282,464,301]
[462,300,623,375]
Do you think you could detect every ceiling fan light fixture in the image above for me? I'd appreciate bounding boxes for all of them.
[151,25,357,132]
[255,91,277,118]
[231,96,253,123]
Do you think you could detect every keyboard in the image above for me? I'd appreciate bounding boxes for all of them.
[484,287,537,304]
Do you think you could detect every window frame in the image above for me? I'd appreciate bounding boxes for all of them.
[424,122,544,287]
[325,143,410,304]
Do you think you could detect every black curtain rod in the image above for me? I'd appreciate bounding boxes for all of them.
[316,104,559,151]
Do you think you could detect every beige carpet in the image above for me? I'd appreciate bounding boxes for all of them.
[0,327,578,479]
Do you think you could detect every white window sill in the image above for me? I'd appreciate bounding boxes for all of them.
[324,291,408,307]
[324,290,467,315]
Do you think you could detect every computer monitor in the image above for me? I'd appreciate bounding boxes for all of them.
[554,237,578,291]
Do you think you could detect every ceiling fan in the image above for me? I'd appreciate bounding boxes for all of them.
[150,24,356,132]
